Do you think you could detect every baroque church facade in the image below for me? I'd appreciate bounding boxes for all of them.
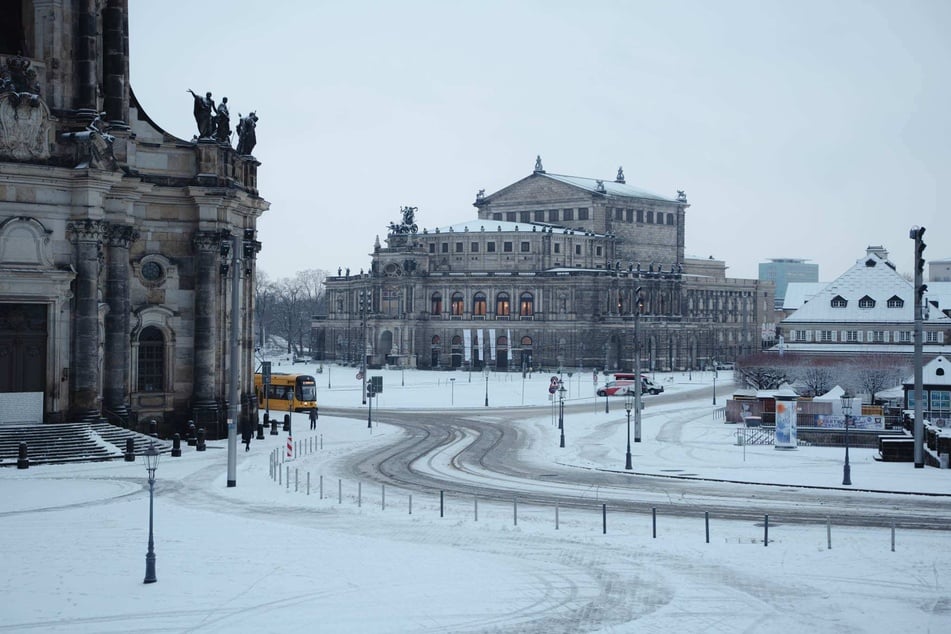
[314,159,774,373]
[0,1,266,433]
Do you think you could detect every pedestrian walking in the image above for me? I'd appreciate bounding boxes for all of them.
[309,407,318,430]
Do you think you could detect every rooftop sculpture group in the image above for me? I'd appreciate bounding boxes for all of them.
[187,89,257,155]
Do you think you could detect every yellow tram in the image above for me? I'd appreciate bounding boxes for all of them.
[253,372,318,413]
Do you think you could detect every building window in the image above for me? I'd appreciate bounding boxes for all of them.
[858,295,875,308]
[846,330,858,342]
[831,295,847,308]
[487,242,496,252]
[496,292,510,316]
[794,330,807,341]
[596,246,602,256]
[928,331,940,343]
[451,292,464,316]
[431,292,442,315]
[563,208,574,221]
[492,213,502,221]
[520,241,530,252]
[471,242,479,252]
[534,210,545,222]
[473,292,487,315]
[578,207,589,220]
[455,242,463,253]
[554,243,561,254]
[503,241,513,253]
[872,331,885,342]
[520,211,531,223]
[428,243,435,253]
[646,211,654,223]
[887,295,904,308]
[547,209,558,223]
[666,213,674,225]
[900,331,911,343]
[505,212,516,222]
[626,209,633,222]
[575,244,581,255]
[441,243,449,253]
[821,330,833,342]
[637,209,644,223]
[137,326,165,392]
[614,208,623,221]
[519,292,534,316]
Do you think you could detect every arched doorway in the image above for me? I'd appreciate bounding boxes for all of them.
[450,335,463,368]
[496,335,508,370]
[519,335,533,370]
[431,335,441,368]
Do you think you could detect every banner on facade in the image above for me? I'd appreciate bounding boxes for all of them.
[477,328,484,363]
[464,329,472,363]
[815,415,884,430]
[489,328,496,361]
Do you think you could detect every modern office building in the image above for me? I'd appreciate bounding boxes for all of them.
[759,258,819,309]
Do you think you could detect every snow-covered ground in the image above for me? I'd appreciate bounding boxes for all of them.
[1,363,949,633]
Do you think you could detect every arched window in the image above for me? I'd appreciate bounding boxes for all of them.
[451,292,464,316]
[432,335,441,345]
[431,292,442,315]
[519,292,534,316]
[496,292,510,316]
[137,326,165,392]
[473,292,487,316]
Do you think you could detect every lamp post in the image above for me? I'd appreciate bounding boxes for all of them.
[558,381,566,448]
[712,362,717,405]
[359,289,369,405]
[143,442,159,584]
[624,390,634,470]
[841,391,852,486]
[367,382,374,428]
[633,287,643,444]
[484,367,489,407]
[450,377,456,406]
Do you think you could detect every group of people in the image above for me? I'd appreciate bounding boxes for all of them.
[187,89,257,155]
[241,407,319,451]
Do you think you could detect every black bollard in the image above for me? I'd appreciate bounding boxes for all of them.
[171,433,182,457]
[257,413,266,440]
[270,418,278,435]
[149,419,158,437]
[282,414,290,432]
[186,421,197,446]
[17,442,29,469]
[124,437,136,461]
[196,427,206,451]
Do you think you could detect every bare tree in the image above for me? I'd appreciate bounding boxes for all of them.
[736,352,789,390]
[789,358,839,397]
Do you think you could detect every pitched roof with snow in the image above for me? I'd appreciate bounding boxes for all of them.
[783,251,951,324]
[425,220,607,237]
[541,173,678,203]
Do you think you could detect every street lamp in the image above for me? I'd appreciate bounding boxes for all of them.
[367,381,374,428]
[841,391,853,486]
[484,367,489,407]
[450,377,456,406]
[624,390,634,470]
[558,381,566,448]
[633,287,643,444]
[143,442,159,584]
[359,289,369,405]
[712,362,718,405]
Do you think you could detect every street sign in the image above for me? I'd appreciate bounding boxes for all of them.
[548,376,559,394]
[371,375,383,394]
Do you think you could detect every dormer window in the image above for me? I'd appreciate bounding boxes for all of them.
[831,295,847,308]
[858,295,876,309]
[887,295,904,308]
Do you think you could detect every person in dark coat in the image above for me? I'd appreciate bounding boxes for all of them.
[309,407,318,430]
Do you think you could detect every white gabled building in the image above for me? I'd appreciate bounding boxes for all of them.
[778,246,951,357]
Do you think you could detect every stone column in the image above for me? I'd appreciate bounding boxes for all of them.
[192,230,223,426]
[67,220,105,422]
[103,223,137,424]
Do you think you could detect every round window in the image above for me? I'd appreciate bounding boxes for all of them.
[141,261,163,282]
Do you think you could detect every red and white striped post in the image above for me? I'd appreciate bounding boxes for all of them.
[286,435,293,459]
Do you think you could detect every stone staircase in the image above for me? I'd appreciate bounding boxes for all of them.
[0,422,171,467]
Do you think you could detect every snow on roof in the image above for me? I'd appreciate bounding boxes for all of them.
[901,355,951,386]
[428,219,606,237]
[782,251,951,324]
[771,342,951,354]
[782,282,828,310]
[542,172,679,203]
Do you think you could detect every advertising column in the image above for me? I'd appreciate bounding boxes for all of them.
[774,387,799,450]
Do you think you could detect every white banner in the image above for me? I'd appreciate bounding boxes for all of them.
[464,329,472,363]
[489,328,497,361]
[477,329,484,363]
[507,328,512,359]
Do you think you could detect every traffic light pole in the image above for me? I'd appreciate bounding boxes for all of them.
[910,226,926,468]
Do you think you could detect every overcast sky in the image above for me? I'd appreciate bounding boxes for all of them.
[128,0,950,283]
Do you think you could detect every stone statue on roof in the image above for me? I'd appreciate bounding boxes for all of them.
[389,206,418,235]
[534,155,544,173]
